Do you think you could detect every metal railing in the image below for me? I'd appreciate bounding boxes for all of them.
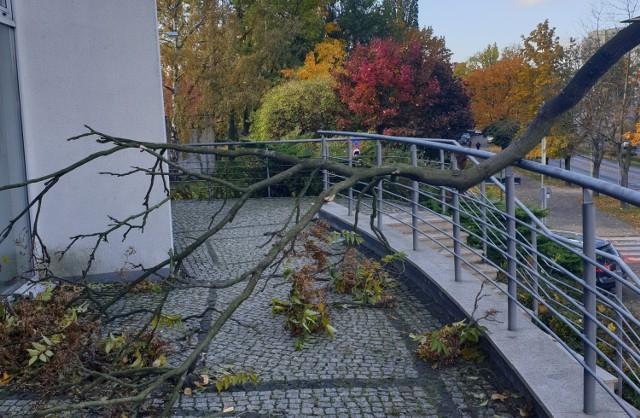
[172,132,640,415]
[317,130,640,416]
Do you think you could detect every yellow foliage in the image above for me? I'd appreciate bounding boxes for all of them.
[464,56,529,129]
[525,143,541,160]
[282,38,345,80]
[608,322,616,333]
[0,371,11,387]
[623,121,640,147]
[324,22,340,35]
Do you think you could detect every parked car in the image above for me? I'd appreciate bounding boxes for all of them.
[486,136,494,143]
[459,133,471,145]
[551,230,626,290]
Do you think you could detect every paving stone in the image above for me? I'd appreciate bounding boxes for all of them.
[0,198,525,417]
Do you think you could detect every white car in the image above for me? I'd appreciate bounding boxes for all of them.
[486,136,494,143]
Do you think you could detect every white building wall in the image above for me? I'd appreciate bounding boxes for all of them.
[12,0,173,278]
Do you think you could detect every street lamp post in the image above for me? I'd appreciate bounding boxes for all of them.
[165,30,178,146]
[539,137,549,221]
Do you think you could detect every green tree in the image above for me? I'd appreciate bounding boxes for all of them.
[251,77,338,140]
[519,20,565,121]
[382,0,419,37]
[326,0,417,47]
[328,0,389,47]
[483,119,521,149]
[219,0,327,139]
[454,43,500,78]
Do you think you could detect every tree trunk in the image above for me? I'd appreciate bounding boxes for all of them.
[228,110,237,141]
[618,147,632,208]
[242,107,250,137]
[564,156,572,186]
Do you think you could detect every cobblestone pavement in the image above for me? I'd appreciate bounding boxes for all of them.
[0,198,524,417]
[167,198,522,417]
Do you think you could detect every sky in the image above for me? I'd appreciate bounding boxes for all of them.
[417,0,626,62]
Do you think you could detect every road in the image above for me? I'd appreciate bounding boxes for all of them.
[549,154,640,190]
[471,133,640,189]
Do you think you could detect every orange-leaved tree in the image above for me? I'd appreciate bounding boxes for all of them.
[464,55,528,130]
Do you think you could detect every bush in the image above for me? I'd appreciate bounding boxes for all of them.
[251,77,338,140]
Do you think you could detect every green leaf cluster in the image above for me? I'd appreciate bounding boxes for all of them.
[212,365,258,393]
[151,313,184,331]
[412,319,487,367]
[26,335,56,367]
[251,77,338,140]
[272,293,334,351]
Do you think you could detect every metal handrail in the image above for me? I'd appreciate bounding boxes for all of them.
[316,130,640,416]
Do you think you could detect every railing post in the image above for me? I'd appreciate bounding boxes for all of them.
[347,138,353,216]
[265,144,271,198]
[376,140,383,231]
[480,181,488,260]
[451,155,461,282]
[615,278,623,396]
[582,188,597,414]
[439,149,446,214]
[321,136,328,191]
[530,221,539,315]
[506,174,517,330]
[410,144,419,251]
[207,145,213,201]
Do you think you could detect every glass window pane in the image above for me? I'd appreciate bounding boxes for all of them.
[0,22,31,289]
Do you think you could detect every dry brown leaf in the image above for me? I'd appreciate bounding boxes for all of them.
[0,372,11,387]
[491,392,508,402]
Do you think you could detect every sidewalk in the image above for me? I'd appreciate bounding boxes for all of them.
[510,169,638,238]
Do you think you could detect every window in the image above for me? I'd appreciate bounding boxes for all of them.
[0,0,11,23]
[0,9,30,290]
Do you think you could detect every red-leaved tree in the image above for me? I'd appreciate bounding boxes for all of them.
[335,29,473,138]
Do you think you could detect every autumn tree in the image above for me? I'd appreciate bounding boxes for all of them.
[335,29,472,137]
[464,55,529,130]
[157,0,213,145]
[465,20,573,163]
[158,0,329,142]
